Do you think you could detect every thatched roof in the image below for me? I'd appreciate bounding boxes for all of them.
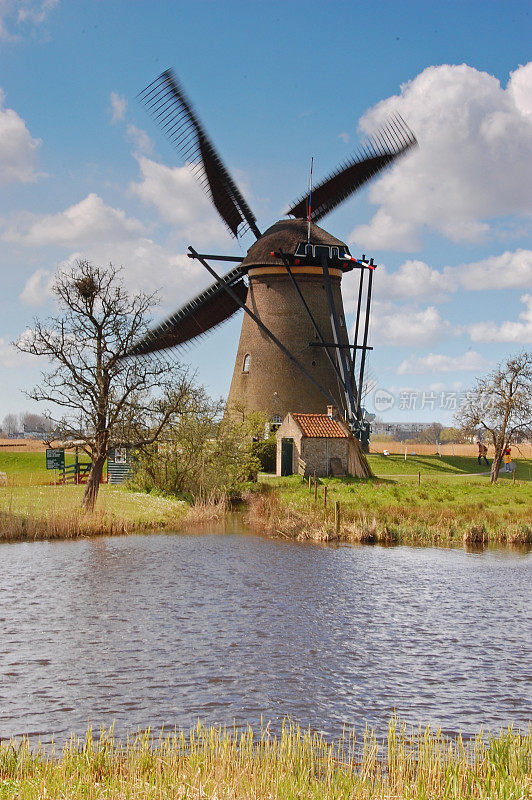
[241,218,349,270]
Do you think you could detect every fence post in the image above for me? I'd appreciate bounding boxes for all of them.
[324,485,328,507]
[314,473,318,501]
[418,470,421,485]
[334,501,341,536]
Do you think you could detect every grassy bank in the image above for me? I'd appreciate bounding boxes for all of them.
[0,484,190,542]
[0,719,529,800]
[250,456,532,546]
[2,451,531,545]
[0,450,232,542]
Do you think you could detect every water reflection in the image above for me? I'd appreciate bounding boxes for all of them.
[0,519,530,745]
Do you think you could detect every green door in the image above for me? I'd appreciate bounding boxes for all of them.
[281,438,294,476]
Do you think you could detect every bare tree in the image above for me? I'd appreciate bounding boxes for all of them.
[2,413,19,437]
[16,260,196,511]
[418,422,443,445]
[456,351,532,482]
[20,412,54,434]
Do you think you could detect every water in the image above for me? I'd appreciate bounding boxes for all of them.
[0,516,530,745]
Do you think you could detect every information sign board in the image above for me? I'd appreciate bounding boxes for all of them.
[46,449,65,470]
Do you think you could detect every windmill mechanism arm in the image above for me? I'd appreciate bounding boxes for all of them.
[287,115,417,222]
[139,70,261,240]
[124,265,247,357]
[188,248,339,408]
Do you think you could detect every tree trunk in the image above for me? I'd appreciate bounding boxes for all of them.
[490,451,502,483]
[83,453,106,512]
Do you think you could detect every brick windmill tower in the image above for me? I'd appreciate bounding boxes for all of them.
[127,70,416,446]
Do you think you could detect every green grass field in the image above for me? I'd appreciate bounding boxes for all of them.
[367,452,532,480]
[0,450,92,486]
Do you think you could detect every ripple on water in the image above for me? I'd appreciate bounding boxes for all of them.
[0,528,530,745]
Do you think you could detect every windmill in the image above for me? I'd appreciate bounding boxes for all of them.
[127,70,417,448]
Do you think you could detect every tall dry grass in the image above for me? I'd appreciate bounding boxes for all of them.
[0,507,141,542]
[247,486,532,547]
[183,494,230,525]
[0,718,529,799]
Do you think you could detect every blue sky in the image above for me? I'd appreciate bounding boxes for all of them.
[1,0,531,425]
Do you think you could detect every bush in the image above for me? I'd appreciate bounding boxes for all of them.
[252,436,276,472]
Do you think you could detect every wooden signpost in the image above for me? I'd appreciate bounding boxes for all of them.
[46,449,65,485]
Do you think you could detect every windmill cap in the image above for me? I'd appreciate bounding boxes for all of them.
[241,218,350,271]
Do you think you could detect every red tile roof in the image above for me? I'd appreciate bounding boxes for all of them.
[291,413,348,438]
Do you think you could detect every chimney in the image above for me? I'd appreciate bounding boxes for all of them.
[326,405,338,419]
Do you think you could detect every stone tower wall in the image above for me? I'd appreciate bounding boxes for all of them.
[226,270,351,421]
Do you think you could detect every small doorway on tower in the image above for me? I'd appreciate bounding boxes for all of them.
[281,437,294,476]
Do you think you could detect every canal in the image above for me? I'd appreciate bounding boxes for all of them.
[1,516,530,745]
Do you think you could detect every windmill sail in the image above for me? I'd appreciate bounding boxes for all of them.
[139,70,260,240]
[127,266,247,357]
[287,116,417,222]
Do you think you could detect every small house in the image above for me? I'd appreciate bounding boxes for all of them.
[107,445,134,484]
[275,406,371,478]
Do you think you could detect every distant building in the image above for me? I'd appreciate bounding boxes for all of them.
[371,421,437,438]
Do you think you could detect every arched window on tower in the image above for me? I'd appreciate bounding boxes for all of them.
[242,353,251,373]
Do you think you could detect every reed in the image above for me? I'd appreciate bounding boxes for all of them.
[0,717,529,799]
[184,494,230,525]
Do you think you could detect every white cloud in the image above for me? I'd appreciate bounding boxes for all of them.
[0,0,58,39]
[468,294,532,343]
[17,0,58,25]
[130,155,233,246]
[377,259,456,301]
[352,208,421,251]
[0,89,42,184]
[126,124,153,154]
[508,61,532,118]
[20,235,210,313]
[367,301,452,346]
[4,193,145,246]
[110,91,127,123]
[343,248,532,308]
[350,62,532,250]
[338,132,350,143]
[20,268,53,306]
[0,336,36,368]
[18,271,55,309]
[454,248,532,290]
[397,351,490,374]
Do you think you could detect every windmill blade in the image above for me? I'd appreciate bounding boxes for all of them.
[125,266,248,357]
[287,115,417,222]
[139,70,261,240]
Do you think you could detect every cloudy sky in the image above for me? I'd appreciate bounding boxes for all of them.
[1,0,531,424]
